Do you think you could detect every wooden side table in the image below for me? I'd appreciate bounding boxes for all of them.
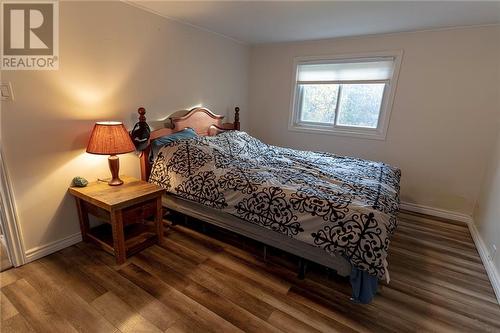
[69,176,165,264]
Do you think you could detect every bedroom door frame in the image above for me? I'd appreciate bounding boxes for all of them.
[0,147,25,267]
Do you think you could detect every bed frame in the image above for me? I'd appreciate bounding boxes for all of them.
[136,106,351,278]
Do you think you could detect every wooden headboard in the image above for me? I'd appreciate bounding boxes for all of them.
[137,106,240,181]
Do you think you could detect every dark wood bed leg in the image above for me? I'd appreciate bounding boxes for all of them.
[234,107,240,130]
[298,258,308,279]
[263,245,268,261]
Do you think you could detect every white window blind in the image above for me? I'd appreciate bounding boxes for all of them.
[297,59,395,82]
[289,52,402,140]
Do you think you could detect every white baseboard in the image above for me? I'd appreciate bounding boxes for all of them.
[400,201,473,224]
[24,232,82,263]
[467,222,500,305]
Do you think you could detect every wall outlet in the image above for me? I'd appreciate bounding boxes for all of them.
[488,244,497,261]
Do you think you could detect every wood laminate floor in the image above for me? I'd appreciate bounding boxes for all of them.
[1,211,499,332]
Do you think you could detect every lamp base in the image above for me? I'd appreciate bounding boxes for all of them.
[108,155,123,186]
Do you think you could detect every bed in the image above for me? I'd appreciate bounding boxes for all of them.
[136,106,401,303]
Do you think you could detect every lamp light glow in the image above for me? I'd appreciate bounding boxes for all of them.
[86,122,134,185]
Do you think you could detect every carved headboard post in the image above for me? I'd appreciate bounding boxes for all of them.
[138,107,146,122]
[136,107,152,181]
[234,107,240,130]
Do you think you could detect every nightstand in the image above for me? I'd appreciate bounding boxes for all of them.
[69,176,165,264]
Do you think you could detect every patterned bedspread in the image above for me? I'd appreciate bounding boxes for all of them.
[149,131,401,279]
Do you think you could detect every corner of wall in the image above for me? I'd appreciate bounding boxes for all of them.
[467,219,500,304]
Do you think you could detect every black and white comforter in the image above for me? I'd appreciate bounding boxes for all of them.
[149,131,401,279]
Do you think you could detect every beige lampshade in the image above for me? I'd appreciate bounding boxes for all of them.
[86,121,135,155]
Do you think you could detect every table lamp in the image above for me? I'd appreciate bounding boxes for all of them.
[86,121,135,186]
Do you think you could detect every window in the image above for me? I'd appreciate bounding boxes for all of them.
[289,52,402,139]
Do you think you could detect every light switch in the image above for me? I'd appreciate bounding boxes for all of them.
[0,82,14,101]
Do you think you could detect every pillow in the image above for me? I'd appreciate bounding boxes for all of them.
[149,128,197,163]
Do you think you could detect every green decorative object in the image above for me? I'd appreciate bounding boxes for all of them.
[72,176,88,187]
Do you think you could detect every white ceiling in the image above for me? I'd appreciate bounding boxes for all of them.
[129,1,500,44]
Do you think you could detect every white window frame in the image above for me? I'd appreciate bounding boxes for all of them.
[288,50,403,140]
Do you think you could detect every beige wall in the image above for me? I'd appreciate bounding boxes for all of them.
[474,108,500,290]
[0,1,248,255]
[249,25,500,215]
